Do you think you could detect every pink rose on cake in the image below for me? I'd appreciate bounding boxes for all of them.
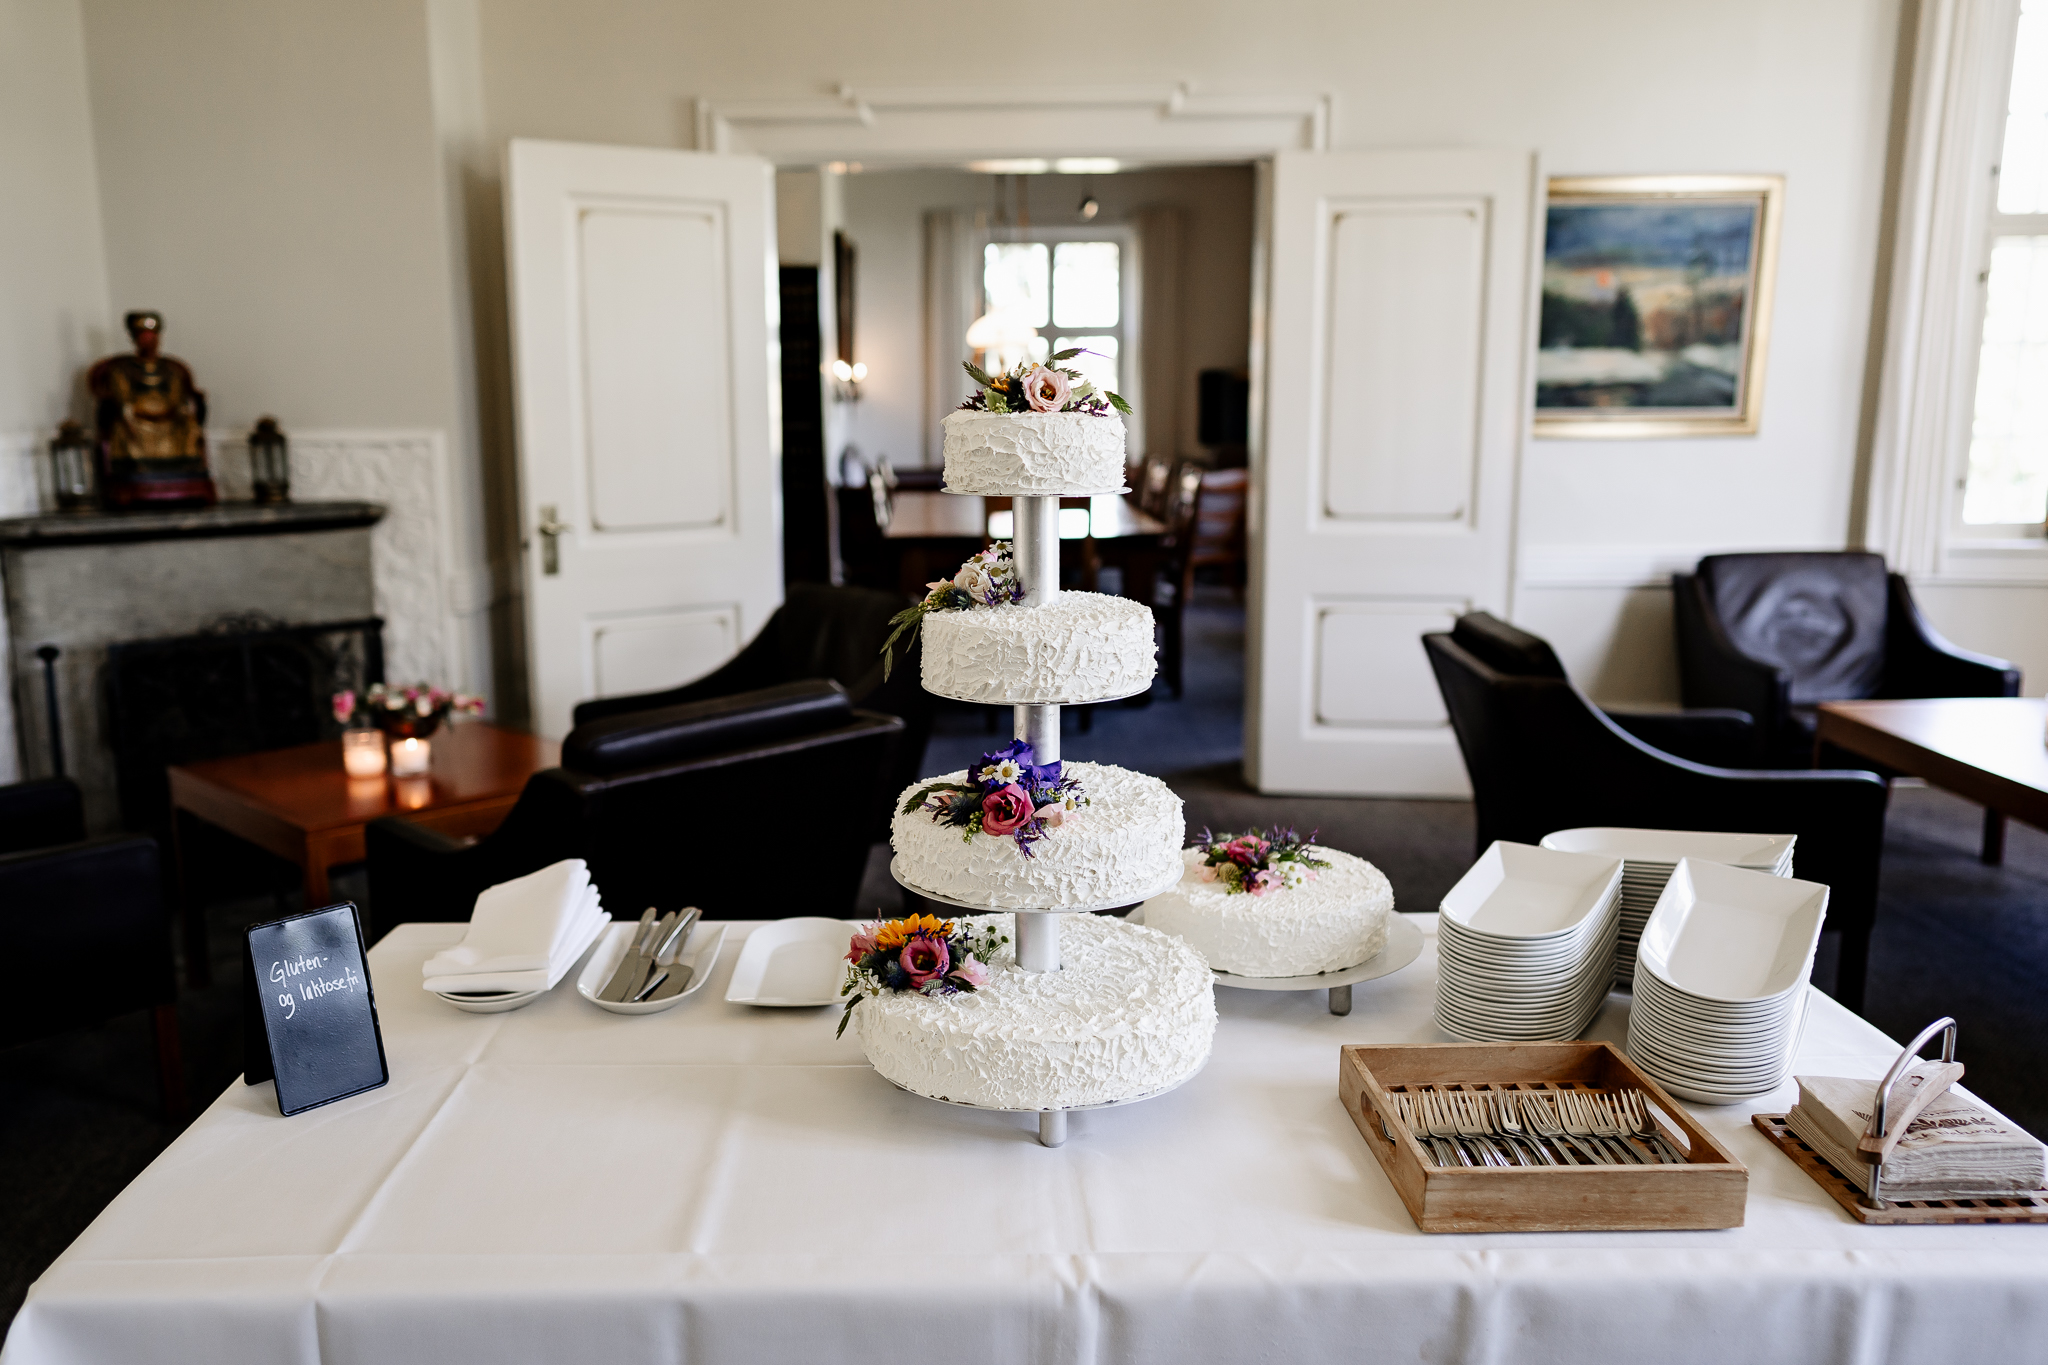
[949,955,990,988]
[1020,365,1072,412]
[980,784,1034,837]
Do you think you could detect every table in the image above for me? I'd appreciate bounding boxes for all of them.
[168,723,557,981]
[1817,697,2048,865]
[10,915,2046,1365]
[883,492,1169,602]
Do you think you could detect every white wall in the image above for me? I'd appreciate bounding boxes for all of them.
[835,165,1253,473]
[0,0,115,780]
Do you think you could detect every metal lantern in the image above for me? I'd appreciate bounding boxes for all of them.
[248,416,290,504]
[48,420,95,511]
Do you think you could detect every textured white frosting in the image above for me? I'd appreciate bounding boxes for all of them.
[941,410,1126,495]
[1141,845,1394,976]
[921,591,1157,704]
[892,761,1183,909]
[854,912,1216,1109]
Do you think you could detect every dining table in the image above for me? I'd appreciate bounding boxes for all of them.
[7,913,2046,1365]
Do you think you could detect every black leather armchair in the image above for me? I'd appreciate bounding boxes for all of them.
[0,778,184,1118]
[366,681,903,941]
[1674,552,2021,766]
[1425,613,1891,1012]
[572,584,932,835]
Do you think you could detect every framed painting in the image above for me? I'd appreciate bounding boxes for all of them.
[1533,175,1783,438]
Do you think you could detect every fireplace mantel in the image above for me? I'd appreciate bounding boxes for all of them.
[0,499,384,549]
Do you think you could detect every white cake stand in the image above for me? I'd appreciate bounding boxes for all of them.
[877,490,1201,1147]
[883,1061,1205,1147]
[1126,909,1425,1016]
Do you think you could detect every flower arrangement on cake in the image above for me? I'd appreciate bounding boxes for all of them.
[880,541,1024,679]
[837,912,1010,1037]
[332,683,484,739]
[901,739,1087,855]
[960,351,1132,416]
[1191,826,1330,896]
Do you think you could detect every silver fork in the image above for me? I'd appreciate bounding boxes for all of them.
[1618,1090,1687,1164]
[1419,1091,1477,1167]
[1517,1091,1588,1165]
[1533,1091,1609,1164]
[1491,1091,1555,1165]
[1448,1092,1511,1166]
[1577,1092,1648,1163]
[1396,1092,1455,1167]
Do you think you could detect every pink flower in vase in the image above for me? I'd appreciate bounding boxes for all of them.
[980,784,1034,837]
[950,955,990,988]
[331,690,356,725]
[900,934,950,987]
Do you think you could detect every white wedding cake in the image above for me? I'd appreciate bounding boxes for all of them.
[1143,843,1394,977]
[891,762,1182,909]
[942,410,1126,495]
[921,590,1156,704]
[853,912,1215,1109]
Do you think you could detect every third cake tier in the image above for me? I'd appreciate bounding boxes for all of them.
[922,590,1156,704]
[941,409,1126,495]
[893,760,1183,909]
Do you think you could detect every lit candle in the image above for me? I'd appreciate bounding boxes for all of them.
[341,729,387,777]
[389,736,431,777]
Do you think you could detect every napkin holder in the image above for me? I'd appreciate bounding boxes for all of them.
[1859,1017,1964,1209]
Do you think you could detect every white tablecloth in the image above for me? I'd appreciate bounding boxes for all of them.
[8,915,2047,1365]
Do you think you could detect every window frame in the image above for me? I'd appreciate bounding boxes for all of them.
[976,221,1143,440]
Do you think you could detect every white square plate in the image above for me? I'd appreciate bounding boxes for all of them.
[1439,842,1623,940]
[1540,827,1795,869]
[725,918,858,1006]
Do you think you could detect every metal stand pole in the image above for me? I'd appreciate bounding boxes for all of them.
[1015,913,1061,973]
[1038,1110,1067,1147]
[1329,984,1352,1016]
[1009,494,1065,977]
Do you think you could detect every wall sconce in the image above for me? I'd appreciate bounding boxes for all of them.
[831,358,867,403]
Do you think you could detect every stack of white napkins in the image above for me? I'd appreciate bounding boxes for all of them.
[1787,1071,2048,1200]
[421,859,608,995]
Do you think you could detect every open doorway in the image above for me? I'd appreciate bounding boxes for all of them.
[779,163,1257,797]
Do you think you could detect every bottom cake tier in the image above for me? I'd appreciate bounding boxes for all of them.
[853,912,1217,1110]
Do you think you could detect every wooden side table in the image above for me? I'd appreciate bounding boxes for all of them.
[168,722,557,984]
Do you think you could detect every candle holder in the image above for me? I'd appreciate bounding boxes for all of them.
[248,416,290,504]
[389,736,432,777]
[48,420,96,511]
[341,727,387,777]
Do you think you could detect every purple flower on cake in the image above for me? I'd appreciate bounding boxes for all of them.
[1020,364,1072,412]
[901,738,1089,855]
[1192,826,1330,896]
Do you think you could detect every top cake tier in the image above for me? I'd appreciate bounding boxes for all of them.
[942,410,1126,496]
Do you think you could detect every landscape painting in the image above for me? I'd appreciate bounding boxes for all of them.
[1534,176,1781,437]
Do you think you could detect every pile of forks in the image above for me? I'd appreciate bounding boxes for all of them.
[1384,1087,1687,1166]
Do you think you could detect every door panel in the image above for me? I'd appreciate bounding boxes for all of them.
[1251,149,1536,796]
[507,139,782,738]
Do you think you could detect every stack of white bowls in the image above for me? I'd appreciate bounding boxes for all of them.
[1539,828,1796,989]
[1626,858,1829,1103]
[1434,842,1624,1042]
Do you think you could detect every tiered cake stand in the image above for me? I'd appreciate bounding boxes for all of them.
[891,491,1185,1147]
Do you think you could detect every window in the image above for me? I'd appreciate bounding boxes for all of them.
[982,238,1126,397]
[1963,0,2048,526]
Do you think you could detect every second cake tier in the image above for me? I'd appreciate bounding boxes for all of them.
[921,590,1157,704]
[892,760,1183,909]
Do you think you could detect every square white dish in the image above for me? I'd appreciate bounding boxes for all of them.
[1539,827,1795,869]
[725,917,858,1006]
[577,920,728,1015]
[1438,842,1623,940]
[1635,859,1829,1004]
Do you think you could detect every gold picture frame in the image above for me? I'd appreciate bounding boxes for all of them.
[1533,174,1783,439]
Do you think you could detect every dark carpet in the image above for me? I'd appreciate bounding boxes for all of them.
[6,588,2046,1336]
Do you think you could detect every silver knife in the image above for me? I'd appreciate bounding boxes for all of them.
[598,908,659,1002]
[644,908,704,1002]
[616,910,678,1003]
[630,909,697,1002]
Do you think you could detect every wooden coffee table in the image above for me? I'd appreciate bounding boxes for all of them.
[169,722,557,982]
[1816,698,2047,865]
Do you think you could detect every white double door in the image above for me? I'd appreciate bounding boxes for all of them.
[505,139,784,738]
[1249,149,1538,796]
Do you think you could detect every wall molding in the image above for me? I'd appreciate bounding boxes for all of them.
[696,82,1331,165]
[1517,544,1729,589]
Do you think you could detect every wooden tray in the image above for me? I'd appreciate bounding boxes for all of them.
[1752,1113,2048,1225]
[1340,1041,1747,1233]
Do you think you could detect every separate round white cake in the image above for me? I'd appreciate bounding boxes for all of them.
[893,761,1182,909]
[922,591,1156,704]
[1141,845,1394,977]
[942,410,1126,495]
[853,912,1216,1109]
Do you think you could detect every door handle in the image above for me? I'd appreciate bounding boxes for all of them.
[536,504,569,575]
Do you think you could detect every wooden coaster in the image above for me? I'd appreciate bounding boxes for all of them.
[1752,1113,2048,1225]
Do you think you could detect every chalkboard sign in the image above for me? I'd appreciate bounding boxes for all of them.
[243,902,388,1116]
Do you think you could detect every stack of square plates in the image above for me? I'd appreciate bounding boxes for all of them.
[1625,858,1829,1104]
[1538,828,1796,989]
[1434,842,1625,1043]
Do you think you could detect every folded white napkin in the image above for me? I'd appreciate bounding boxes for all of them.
[422,860,608,994]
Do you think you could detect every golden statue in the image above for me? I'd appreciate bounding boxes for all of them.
[88,311,217,507]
